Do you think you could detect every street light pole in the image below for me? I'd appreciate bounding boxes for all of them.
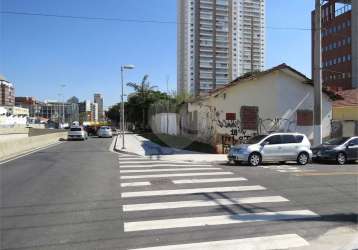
[60,84,66,127]
[120,65,135,149]
[313,0,322,146]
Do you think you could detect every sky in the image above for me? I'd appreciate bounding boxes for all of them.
[1,0,315,108]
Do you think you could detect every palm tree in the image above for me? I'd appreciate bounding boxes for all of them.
[127,75,157,129]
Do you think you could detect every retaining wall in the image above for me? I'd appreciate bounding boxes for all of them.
[0,132,67,161]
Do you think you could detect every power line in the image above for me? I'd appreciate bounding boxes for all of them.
[1,10,313,31]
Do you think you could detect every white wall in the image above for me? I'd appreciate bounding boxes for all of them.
[183,70,333,145]
[150,113,178,135]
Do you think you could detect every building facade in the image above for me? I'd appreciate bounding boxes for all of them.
[90,102,99,122]
[38,101,79,124]
[177,0,265,96]
[312,0,357,90]
[0,75,15,106]
[179,64,337,152]
[15,97,42,117]
[94,93,104,121]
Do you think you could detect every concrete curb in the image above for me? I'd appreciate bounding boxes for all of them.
[112,135,141,156]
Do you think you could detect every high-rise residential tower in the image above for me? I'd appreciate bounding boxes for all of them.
[94,93,104,121]
[177,0,265,96]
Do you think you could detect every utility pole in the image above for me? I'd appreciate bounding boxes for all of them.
[251,16,254,73]
[166,76,169,135]
[120,65,135,150]
[313,0,322,146]
[60,84,66,127]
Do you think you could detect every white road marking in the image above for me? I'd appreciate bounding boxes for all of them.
[119,161,195,164]
[123,196,289,212]
[121,185,266,198]
[172,177,247,184]
[120,172,233,180]
[277,170,303,173]
[120,167,220,173]
[124,210,318,232]
[128,234,310,250]
[121,182,151,187]
[119,164,212,168]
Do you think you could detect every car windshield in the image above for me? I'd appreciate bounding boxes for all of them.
[246,135,267,144]
[323,137,349,145]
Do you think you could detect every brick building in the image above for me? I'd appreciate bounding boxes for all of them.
[312,0,357,91]
[0,75,15,106]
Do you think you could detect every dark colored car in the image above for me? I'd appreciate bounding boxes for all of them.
[311,137,358,165]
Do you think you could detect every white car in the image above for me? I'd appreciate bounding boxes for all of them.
[97,126,113,138]
[67,126,88,141]
[228,133,313,166]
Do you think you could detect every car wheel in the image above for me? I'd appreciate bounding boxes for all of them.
[336,152,346,165]
[297,152,309,165]
[248,153,261,167]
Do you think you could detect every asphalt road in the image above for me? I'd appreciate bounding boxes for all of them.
[0,138,357,250]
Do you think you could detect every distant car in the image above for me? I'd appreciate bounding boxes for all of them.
[97,126,113,138]
[67,126,88,141]
[311,137,358,165]
[228,133,312,166]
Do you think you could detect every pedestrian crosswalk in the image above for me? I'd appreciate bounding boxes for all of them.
[118,153,318,249]
[260,165,317,174]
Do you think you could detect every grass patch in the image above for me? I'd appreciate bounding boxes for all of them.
[139,133,216,154]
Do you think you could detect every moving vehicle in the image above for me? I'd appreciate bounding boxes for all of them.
[311,137,358,165]
[67,126,88,141]
[97,126,113,138]
[228,133,312,166]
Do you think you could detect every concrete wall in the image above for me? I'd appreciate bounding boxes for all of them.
[0,132,67,161]
[0,128,29,142]
[352,0,358,88]
[150,113,178,135]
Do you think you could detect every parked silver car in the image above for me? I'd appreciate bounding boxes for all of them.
[228,133,312,166]
[97,126,113,138]
[67,126,88,141]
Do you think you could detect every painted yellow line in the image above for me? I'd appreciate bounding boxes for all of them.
[294,171,358,176]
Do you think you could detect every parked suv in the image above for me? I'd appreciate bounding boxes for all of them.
[311,137,358,165]
[228,133,312,166]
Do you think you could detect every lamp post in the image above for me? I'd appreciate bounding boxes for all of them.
[121,64,135,149]
[60,84,66,128]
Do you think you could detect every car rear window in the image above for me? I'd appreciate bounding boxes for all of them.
[295,135,304,143]
[70,128,82,131]
[281,135,296,144]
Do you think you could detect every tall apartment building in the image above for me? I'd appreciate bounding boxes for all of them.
[0,75,15,106]
[312,0,357,90]
[94,93,104,121]
[177,0,265,96]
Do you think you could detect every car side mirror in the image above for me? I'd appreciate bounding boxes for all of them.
[261,141,269,147]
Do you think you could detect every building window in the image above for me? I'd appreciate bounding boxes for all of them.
[240,106,258,130]
[225,113,236,121]
[297,110,313,126]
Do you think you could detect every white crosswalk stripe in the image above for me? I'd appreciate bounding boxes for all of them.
[120,167,221,173]
[121,181,151,187]
[119,164,212,168]
[128,234,310,250]
[261,165,317,174]
[117,153,316,249]
[121,185,266,198]
[172,177,247,184]
[120,172,234,179]
[123,196,288,212]
[124,210,318,232]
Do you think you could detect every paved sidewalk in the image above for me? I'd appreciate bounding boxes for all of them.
[114,133,227,163]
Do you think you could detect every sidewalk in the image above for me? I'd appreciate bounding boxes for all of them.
[114,133,227,163]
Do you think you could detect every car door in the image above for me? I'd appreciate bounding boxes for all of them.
[280,135,297,160]
[261,135,283,161]
[346,138,358,160]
